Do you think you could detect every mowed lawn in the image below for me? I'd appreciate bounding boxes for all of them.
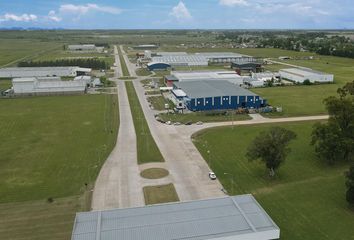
[0,39,59,67]
[0,79,11,92]
[0,94,119,239]
[254,52,354,117]
[125,81,164,164]
[193,121,354,240]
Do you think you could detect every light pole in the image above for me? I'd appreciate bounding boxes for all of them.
[207,150,211,168]
[224,172,235,195]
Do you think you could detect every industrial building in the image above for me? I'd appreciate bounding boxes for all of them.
[166,70,244,87]
[12,77,87,95]
[231,62,263,73]
[279,68,334,83]
[133,44,158,50]
[68,44,104,53]
[152,52,255,67]
[71,195,280,240]
[0,67,91,78]
[251,71,279,82]
[173,80,266,111]
[147,62,171,71]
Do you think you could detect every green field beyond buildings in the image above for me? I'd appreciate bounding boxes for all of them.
[193,121,354,240]
[0,94,119,240]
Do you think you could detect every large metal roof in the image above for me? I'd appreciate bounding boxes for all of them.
[174,80,260,99]
[279,68,332,77]
[72,195,279,240]
[152,52,253,67]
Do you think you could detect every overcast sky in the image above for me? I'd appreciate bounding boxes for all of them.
[0,0,353,29]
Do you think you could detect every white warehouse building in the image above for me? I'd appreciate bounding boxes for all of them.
[12,77,87,95]
[0,67,91,78]
[279,68,334,83]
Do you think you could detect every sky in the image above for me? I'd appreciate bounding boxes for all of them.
[0,0,353,29]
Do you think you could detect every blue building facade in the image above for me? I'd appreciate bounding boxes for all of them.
[173,80,266,111]
[147,62,171,71]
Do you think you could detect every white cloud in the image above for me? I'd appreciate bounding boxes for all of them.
[47,10,62,22]
[59,3,122,16]
[170,1,192,22]
[219,0,249,6]
[0,13,37,22]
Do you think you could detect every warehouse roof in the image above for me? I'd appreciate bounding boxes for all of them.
[174,80,259,99]
[279,68,331,77]
[72,195,279,240]
[172,71,242,82]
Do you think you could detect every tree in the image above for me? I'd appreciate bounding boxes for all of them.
[346,165,354,205]
[246,127,297,177]
[311,123,346,165]
[312,81,354,164]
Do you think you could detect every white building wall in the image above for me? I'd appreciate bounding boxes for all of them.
[279,69,334,83]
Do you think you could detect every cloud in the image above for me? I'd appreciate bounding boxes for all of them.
[47,10,62,22]
[219,0,249,6]
[0,13,37,22]
[170,1,192,22]
[59,3,122,16]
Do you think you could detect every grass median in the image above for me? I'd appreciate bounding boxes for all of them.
[125,81,164,164]
[118,47,130,77]
[143,184,179,205]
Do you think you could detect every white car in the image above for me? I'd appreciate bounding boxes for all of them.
[196,121,204,125]
[209,172,216,180]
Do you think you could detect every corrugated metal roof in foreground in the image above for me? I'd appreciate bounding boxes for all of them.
[72,195,279,240]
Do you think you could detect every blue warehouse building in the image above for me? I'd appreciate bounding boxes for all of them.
[173,80,266,111]
[147,62,171,71]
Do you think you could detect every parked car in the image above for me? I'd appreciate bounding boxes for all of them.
[209,172,216,180]
[196,121,204,125]
[166,121,172,125]
[174,122,181,126]
[185,121,193,125]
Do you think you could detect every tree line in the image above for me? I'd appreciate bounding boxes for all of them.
[246,81,354,206]
[18,58,109,70]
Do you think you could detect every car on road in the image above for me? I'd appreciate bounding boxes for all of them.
[174,122,181,126]
[209,172,216,180]
[166,121,172,125]
[196,121,204,125]
[185,121,193,125]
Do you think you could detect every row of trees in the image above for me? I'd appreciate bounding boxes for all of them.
[246,81,354,205]
[18,58,109,70]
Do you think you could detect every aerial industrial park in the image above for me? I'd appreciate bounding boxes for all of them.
[0,1,354,240]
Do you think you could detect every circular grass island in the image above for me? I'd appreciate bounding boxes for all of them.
[140,168,169,179]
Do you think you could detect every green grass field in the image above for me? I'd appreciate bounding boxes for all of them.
[0,94,119,239]
[125,82,164,164]
[0,79,11,92]
[0,39,60,67]
[147,96,170,111]
[143,184,179,205]
[193,121,354,240]
[136,68,152,76]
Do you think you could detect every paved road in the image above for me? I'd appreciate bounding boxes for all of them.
[133,80,226,201]
[91,49,144,210]
[178,114,329,137]
[113,46,122,79]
